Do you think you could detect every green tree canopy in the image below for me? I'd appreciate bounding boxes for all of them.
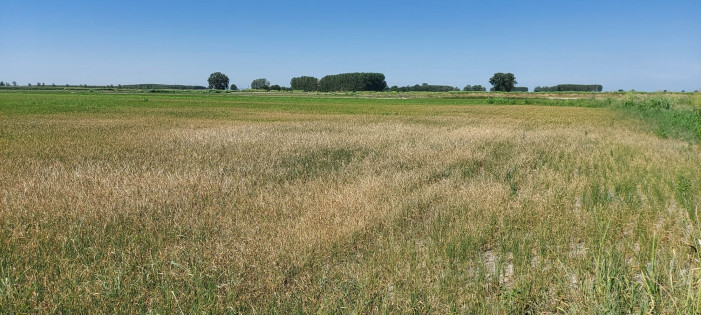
[318,73,387,92]
[121,84,206,90]
[534,84,603,92]
[207,72,230,90]
[251,78,270,90]
[230,84,238,91]
[463,84,486,92]
[290,76,319,91]
[489,73,517,92]
[389,83,458,92]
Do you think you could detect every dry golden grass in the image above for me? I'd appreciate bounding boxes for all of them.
[0,94,699,312]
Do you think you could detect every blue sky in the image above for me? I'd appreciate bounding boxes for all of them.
[1,0,699,91]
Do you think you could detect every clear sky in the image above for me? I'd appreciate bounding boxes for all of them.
[1,0,699,91]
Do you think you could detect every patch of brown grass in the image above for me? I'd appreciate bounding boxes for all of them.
[1,101,699,312]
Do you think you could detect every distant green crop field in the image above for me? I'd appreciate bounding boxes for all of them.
[0,90,617,115]
[0,91,699,313]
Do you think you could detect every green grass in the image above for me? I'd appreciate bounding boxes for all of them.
[0,90,699,312]
[615,94,701,142]
[2,91,697,142]
[0,91,490,116]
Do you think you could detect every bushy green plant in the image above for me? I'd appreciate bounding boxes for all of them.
[623,96,671,111]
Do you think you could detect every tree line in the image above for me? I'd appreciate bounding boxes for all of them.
[208,72,388,92]
[0,81,207,90]
[290,76,319,91]
[1,72,607,93]
[121,84,206,90]
[463,85,487,92]
[389,83,459,92]
[534,84,603,92]
[318,73,387,92]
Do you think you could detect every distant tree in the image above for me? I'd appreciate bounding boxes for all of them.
[269,84,281,91]
[290,76,319,91]
[52,83,56,87]
[12,81,17,87]
[318,73,387,92]
[489,73,517,92]
[251,78,270,90]
[230,84,238,91]
[118,84,206,90]
[391,83,457,92]
[0,81,4,86]
[28,83,32,87]
[207,72,229,90]
[463,84,486,92]
[535,84,602,92]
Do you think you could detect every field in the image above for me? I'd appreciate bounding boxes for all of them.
[0,91,700,312]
